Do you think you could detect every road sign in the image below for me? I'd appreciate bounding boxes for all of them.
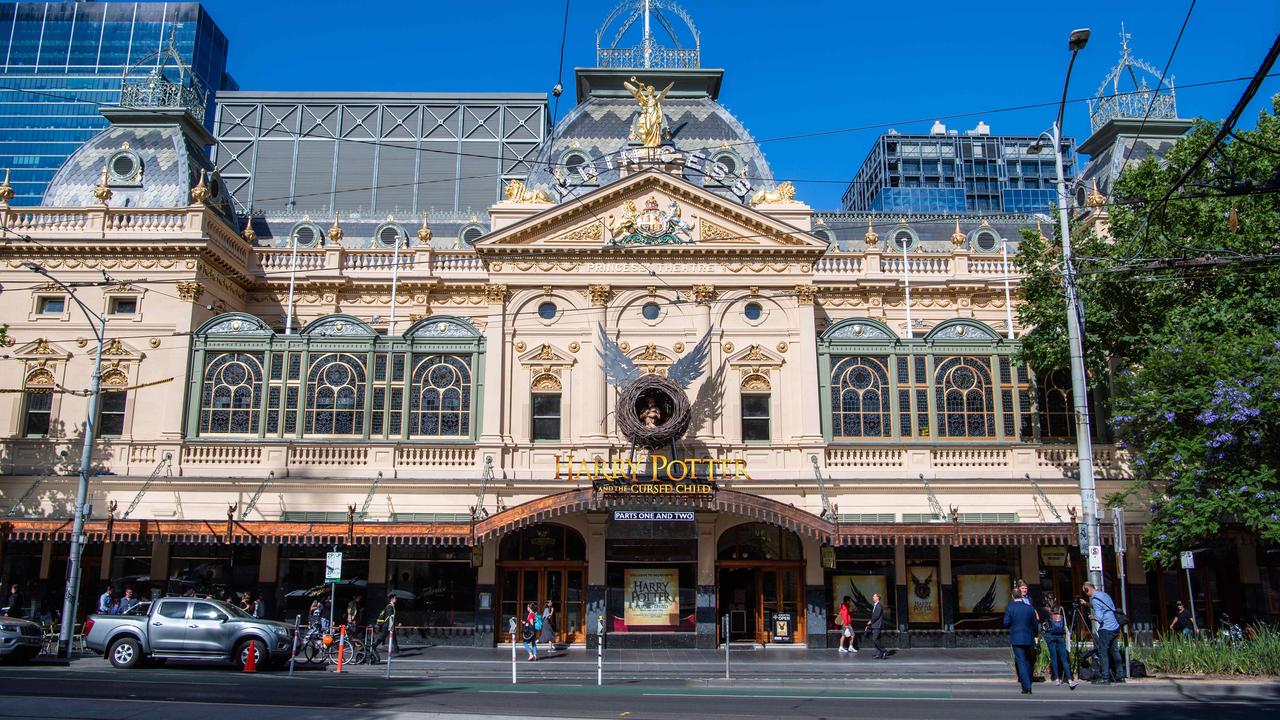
[1180,551,1195,570]
[1087,545,1103,572]
[1112,509,1126,554]
[325,551,343,582]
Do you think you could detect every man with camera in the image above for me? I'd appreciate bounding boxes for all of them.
[1081,581,1125,684]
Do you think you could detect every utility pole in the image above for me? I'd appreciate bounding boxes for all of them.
[24,263,106,659]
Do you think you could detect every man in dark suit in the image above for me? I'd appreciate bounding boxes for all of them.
[866,593,887,659]
[1004,588,1040,694]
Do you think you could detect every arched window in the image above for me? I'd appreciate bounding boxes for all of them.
[1037,368,1075,439]
[717,523,803,561]
[830,356,891,438]
[934,356,995,438]
[305,353,366,435]
[531,373,562,442]
[200,352,264,435]
[499,523,587,562]
[409,355,472,437]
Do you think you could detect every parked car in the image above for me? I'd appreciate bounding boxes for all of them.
[0,616,44,663]
[84,597,294,669]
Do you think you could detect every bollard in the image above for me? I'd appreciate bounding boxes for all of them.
[335,624,346,673]
[597,615,604,686]
[383,617,395,680]
[723,613,730,680]
[288,614,300,678]
[509,616,518,685]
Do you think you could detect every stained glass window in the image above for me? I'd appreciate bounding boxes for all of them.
[831,356,891,438]
[409,355,472,437]
[200,352,264,435]
[934,356,995,438]
[304,353,366,435]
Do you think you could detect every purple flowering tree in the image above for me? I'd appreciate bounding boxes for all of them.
[1015,96,1280,566]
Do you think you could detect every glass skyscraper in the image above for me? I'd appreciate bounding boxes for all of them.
[0,2,231,206]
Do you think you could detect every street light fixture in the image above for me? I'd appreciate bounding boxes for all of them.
[24,262,107,659]
[1032,28,1104,590]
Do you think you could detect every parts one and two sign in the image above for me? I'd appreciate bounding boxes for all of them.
[611,510,695,522]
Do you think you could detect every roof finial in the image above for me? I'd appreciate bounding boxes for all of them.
[417,211,433,243]
[241,217,257,244]
[0,168,14,207]
[863,217,879,247]
[92,166,113,206]
[950,218,966,247]
[1086,179,1107,209]
[190,169,211,204]
[327,212,344,243]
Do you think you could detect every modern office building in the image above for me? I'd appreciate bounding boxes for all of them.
[840,123,1077,215]
[1,3,1270,652]
[0,2,231,206]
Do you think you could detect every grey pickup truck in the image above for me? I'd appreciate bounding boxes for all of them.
[84,596,295,669]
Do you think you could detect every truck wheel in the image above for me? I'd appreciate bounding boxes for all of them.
[108,638,142,669]
[237,638,265,670]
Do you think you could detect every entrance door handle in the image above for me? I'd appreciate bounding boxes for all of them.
[151,622,162,626]
[188,624,199,629]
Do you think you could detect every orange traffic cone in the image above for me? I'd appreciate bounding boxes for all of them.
[243,641,258,673]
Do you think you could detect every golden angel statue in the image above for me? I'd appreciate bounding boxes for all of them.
[623,76,675,148]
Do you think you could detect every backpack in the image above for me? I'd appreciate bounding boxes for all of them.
[534,613,544,631]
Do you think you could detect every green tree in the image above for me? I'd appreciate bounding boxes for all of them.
[1015,96,1280,567]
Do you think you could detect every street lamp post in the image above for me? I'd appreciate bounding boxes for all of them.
[23,262,107,659]
[1028,27,1104,589]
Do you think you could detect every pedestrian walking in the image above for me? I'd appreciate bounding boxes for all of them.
[250,592,266,619]
[866,593,886,659]
[375,594,400,653]
[1015,578,1034,606]
[1081,581,1125,684]
[837,596,858,653]
[3,583,22,618]
[1004,587,1039,694]
[96,585,115,615]
[1042,592,1078,689]
[1169,600,1196,638]
[523,602,540,661]
[542,597,558,648]
[346,594,364,630]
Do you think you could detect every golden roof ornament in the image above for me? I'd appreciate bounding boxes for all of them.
[190,170,211,204]
[623,76,674,149]
[1085,179,1106,209]
[1035,220,1049,243]
[417,211,433,243]
[503,179,553,204]
[863,217,879,247]
[327,212,344,243]
[748,181,796,207]
[0,168,13,207]
[240,217,257,244]
[950,218,967,247]
[91,167,113,205]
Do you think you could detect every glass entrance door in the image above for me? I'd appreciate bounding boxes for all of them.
[717,564,806,644]
[756,567,804,644]
[496,566,586,644]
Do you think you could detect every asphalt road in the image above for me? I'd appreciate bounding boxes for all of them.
[1,660,1277,720]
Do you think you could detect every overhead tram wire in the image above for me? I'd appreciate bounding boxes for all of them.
[1116,1,1197,168]
[0,73,1272,208]
[551,0,572,124]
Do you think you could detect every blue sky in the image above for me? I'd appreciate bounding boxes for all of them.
[208,0,1279,209]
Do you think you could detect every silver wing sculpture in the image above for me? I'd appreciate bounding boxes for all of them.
[596,322,712,389]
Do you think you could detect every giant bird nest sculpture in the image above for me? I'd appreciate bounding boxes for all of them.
[597,323,711,450]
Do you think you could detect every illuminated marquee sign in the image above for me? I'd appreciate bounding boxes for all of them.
[555,454,747,496]
[555,145,756,200]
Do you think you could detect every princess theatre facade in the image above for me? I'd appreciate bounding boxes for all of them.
[2,4,1223,649]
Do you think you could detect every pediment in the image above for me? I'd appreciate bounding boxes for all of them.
[99,337,143,360]
[518,343,574,366]
[727,343,784,367]
[475,169,828,255]
[15,338,72,360]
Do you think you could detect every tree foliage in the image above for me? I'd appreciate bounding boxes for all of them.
[1015,96,1280,567]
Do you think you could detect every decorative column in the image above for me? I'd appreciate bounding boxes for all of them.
[258,543,279,616]
[478,284,508,447]
[473,540,497,647]
[793,285,825,445]
[584,284,612,445]
[587,513,608,649]
[939,544,955,647]
[803,536,828,648]
[695,514,718,649]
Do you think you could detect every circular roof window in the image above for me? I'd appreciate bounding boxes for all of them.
[460,225,485,247]
[376,223,404,248]
[107,150,142,185]
[291,223,320,248]
[537,301,558,321]
[744,302,763,321]
[891,228,917,252]
[973,230,1000,253]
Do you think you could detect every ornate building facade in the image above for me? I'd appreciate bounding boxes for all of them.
[1,3,1265,648]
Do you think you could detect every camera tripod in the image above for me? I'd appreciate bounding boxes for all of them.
[1067,603,1097,679]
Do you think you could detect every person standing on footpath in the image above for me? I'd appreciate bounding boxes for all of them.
[3,583,22,618]
[1004,587,1040,694]
[1082,581,1125,684]
[866,593,887,659]
[837,596,858,653]
[522,602,540,661]
[97,585,115,615]
[113,586,139,615]
[1170,600,1196,638]
[1042,592,1078,689]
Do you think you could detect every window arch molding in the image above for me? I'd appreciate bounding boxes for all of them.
[374,222,407,248]
[288,221,325,248]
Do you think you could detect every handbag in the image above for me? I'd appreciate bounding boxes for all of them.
[521,629,534,642]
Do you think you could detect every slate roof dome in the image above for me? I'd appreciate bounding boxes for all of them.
[41,25,230,216]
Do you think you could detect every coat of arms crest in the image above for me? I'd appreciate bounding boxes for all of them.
[607,196,696,246]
